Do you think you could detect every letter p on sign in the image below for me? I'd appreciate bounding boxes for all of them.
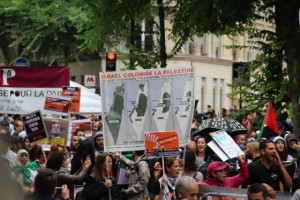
[2,69,16,85]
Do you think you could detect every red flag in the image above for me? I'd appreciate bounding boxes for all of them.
[257,100,280,140]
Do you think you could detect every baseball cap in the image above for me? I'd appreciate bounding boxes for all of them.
[207,161,229,177]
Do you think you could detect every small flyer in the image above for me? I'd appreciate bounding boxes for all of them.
[208,130,244,161]
[43,94,71,116]
[22,110,48,143]
[62,86,81,113]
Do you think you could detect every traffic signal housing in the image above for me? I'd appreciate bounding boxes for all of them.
[106,52,116,71]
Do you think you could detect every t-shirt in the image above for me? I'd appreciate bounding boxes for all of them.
[246,159,283,190]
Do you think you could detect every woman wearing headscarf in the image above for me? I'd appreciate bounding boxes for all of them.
[12,149,40,198]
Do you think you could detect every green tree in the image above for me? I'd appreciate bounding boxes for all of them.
[0,0,92,65]
[171,0,300,135]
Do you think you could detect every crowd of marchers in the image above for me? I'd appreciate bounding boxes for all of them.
[0,105,300,200]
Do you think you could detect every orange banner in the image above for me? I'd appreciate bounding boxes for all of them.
[62,86,81,113]
[144,131,180,158]
[44,95,71,116]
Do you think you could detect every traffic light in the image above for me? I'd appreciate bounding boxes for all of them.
[106,52,116,71]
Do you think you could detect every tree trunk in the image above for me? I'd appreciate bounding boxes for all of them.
[157,0,167,68]
[0,33,17,65]
[277,0,300,136]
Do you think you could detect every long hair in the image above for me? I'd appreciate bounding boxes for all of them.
[274,139,289,161]
[46,152,65,171]
[184,149,198,172]
[194,136,212,162]
[71,140,95,174]
[94,154,113,181]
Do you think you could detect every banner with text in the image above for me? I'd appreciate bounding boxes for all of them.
[22,110,48,144]
[100,66,194,152]
[0,66,70,114]
[62,86,81,113]
[145,131,180,158]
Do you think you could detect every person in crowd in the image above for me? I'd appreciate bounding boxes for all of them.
[22,136,46,166]
[71,139,95,175]
[74,128,85,137]
[92,119,101,134]
[245,139,292,199]
[247,183,270,200]
[153,157,180,200]
[81,154,121,200]
[69,135,80,154]
[47,144,67,160]
[0,129,17,166]
[46,152,92,200]
[244,141,261,163]
[0,119,12,134]
[206,109,216,119]
[200,155,248,187]
[10,135,24,153]
[195,136,212,169]
[179,149,203,183]
[117,150,150,200]
[233,134,247,151]
[12,149,40,198]
[31,168,71,200]
[0,157,23,200]
[12,119,27,138]
[273,136,296,191]
[174,176,199,200]
[186,140,197,152]
[285,134,300,161]
[273,136,293,162]
[23,137,34,157]
[94,131,104,155]
[221,108,228,118]
[277,121,289,139]
[153,161,162,180]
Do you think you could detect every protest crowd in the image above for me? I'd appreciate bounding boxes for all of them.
[1,103,300,200]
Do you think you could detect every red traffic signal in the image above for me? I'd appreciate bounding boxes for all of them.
[106,52,116,71]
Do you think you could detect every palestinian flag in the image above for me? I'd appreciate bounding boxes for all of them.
[257,100,280,140]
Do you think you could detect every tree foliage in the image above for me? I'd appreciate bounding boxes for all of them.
[171,0,300,133]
